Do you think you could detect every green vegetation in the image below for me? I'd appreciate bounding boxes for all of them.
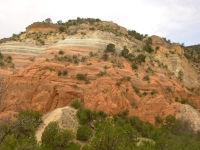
[132,85,140,94]
[70,99,82,109]
[143,37,154,53]
[131,62,138,70]
[1,105,200,149]
[116,81,122,86]
[97,71,107,77]
[41,122,80,149]
[143,75,150,81]
[185,44,200,63]
[128,30,146,40]
[178,70,184,82]
[76,125,93,141]
[120,46,129,58]
[175,98,196,108]
[0,53,14,68]
[135,54,146,64]
[105,43,115,53]
[102,53,109,61]
[122,76,131,81]
[59,26,65,32]
[62,69,68,75]
[58,50,64,55]
[76,73,87,80]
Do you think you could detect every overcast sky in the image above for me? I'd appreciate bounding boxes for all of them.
[0,0,200,46]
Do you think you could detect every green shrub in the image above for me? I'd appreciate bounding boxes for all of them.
[143,75,150,81]
[81,56,87,62]
[76,125,93,141]
[178,70,184,82]
[59,26,65,32]
[116,81,121,86]
[132,85,140,93]
[58,50,64,55]
[89,51,94,57]
[0,61,5,66]
[131,62,138,70]
[57,71,62,76]
[103,65,109,70]
[123,76,131,81]
[105,43,115,53]
[76,73,87,80]
[76,108,93,125]
[166,86,172,92]
[41,122,75,149]
[70,99,82,109]
[6,56,12,63]
[128,30,144,40]
[85,79,91,84]
[151,89,157,95]
[135,54,146,64]
[62,69,68,75]
[102,53,109,61]
[155,115,163,125]
[143,38,153,54]
[121,46,129,58]
[0,52,3,60]
[89,27,95,30]
[97,71,107,77]
[13,110,43,138]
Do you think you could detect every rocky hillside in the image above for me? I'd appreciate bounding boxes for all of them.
[0,18,200,127]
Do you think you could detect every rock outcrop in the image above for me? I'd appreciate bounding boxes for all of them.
[0,20,200,127]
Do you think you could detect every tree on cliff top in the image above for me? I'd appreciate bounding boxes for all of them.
[45,18,52,23]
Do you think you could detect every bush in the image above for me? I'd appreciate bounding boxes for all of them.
[13,110,43,139]
[0,52,3,60]
[123,76,131,81]
[105,43,115,53]
[116,81,121,86]
[76,108,93,125]
[89,27,95,30]
[155,115,163,125]
[121,46,129,58]
[0,61,5,66]
[135,54,146,64]
[41,122,75,149]
[76,73,87,80]
[89,51,94,57]
[178,70,184,82]
[143,75,150,81]
[76,125,93,141]
[102,53,109,61]
[58,50,64,55]
[131,62,138,70]
[132,85,140,94]
[57,71,62,76]
[59,26,65,32]
[70,99,82,109]
[97,71,107,77]
[62,69,68,75]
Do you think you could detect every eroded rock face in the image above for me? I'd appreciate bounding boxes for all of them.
[26,22,59,33]
[170,44,184,54]
[1,21,200,127]
[177,104,200,132]
[1,41,199,124]
[151,35,169,47]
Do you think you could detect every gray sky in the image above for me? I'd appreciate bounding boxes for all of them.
[0,0,200,46]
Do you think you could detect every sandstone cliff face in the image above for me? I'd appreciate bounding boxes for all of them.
[151,36,199,88]
[26,22,59,33]
[0,21,200,126]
